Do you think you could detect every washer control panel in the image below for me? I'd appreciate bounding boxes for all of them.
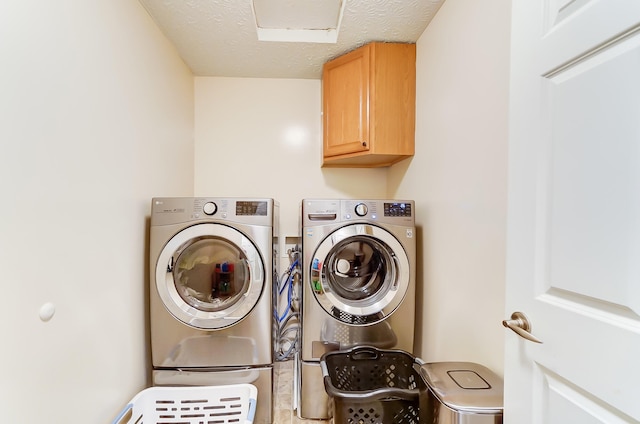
[383,202,412,217]
[303,199,414,226]
[343,200,413,219]
[354,203,368,217]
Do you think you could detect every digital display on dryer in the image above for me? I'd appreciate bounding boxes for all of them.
[384,202,412,217]
[236,201,268,216]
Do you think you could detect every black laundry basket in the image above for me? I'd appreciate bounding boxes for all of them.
[321,346,424,424]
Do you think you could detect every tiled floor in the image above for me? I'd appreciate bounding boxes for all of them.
[273,361,331,424]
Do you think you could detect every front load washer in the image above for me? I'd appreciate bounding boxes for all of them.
[149,197,277,424]
[297,199,416,419]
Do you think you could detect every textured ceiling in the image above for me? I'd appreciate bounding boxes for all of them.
[138,0,446,79]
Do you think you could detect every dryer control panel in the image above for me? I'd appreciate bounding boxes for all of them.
[151,197,274,226]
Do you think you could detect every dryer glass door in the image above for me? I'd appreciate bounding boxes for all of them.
[173,237,249,312]
[312,224,410,325]
[156,223,264,329]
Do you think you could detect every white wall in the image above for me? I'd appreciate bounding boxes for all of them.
[194,77,387,239]
[0,1,193,422]
[389,0,511,375]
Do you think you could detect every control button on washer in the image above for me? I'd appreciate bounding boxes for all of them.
[354,203,368,217]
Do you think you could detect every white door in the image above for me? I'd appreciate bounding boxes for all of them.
[505,1,640,422]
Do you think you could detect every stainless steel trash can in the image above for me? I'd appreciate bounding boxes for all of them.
[419,362,503,424]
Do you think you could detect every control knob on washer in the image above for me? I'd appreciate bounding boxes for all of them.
[203,202,217,215]
[354,203,368,217]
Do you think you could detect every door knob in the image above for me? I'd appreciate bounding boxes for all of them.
[503,311,543,344]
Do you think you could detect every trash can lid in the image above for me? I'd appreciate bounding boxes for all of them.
[419,362,503,414]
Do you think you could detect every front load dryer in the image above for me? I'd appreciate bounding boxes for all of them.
[297,199,416,419]
[149,197,277,424]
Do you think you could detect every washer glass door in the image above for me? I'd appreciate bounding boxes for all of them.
[156,223,264,329]
[312,224,410,325]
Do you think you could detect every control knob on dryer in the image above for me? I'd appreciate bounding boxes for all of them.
[354,203,368,217]
[203,202,217,215]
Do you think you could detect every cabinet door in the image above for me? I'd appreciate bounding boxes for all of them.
[322,45,370,157]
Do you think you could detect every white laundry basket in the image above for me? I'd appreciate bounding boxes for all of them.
[112,383,257,424]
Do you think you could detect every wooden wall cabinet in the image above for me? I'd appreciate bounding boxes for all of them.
[322,42,416,167]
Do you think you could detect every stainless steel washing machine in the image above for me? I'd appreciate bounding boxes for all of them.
[296,199,416,419]
[149,197,277,424]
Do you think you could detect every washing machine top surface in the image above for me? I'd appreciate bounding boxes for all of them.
[302,199,414,227]
[152,197,275,227]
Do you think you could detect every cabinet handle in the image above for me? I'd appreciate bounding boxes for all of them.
[362,141,367,147]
